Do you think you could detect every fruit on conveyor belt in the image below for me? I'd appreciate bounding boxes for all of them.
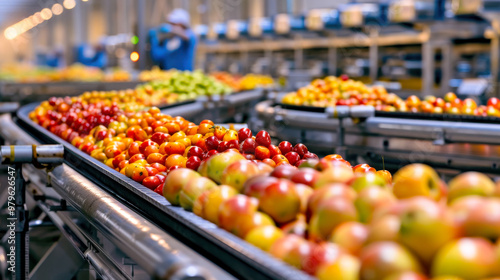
[30,94,500,279]
[137,69,232,97]
[0,63,131,82]
[211,72,275,91]
[282,76,500,117]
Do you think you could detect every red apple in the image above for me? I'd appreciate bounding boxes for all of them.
[290,168,319,187]
[240,138,257,154]
[309,197,358,241]
[330,221,369,256]
[238,128,252,142]
[278,141,293,154]
[270,164,297,179]
[255,146,271,160]
[285,152,301,165]
[255,130,271,147]
[302,242,344,275]
[359,242,422,280]
[292,143,308,158]
[258,179,301,224]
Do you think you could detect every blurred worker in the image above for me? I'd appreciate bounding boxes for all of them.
[149,9,197,71]
[46,47,66,68]
[76,39,108,68]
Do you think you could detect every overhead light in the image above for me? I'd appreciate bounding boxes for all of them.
[130,51,139,62]
[41,8,53,20]
[4,27,17,40]
[63,0,76,10]
[52,3,63,15]
[34,12,43,24]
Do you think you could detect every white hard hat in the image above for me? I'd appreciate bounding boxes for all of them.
[167,8,190,28]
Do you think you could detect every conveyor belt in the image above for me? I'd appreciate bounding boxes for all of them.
[14,103,313,280]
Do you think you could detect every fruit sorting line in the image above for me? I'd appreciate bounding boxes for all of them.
[0,81,142,104]
[0,102,313,280]
[256,100,500,174]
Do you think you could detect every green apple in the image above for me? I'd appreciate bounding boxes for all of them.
[359,241,423,280]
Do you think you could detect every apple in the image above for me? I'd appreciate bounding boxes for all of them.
[432,238,496,279]
[255,130,271,147]
[291,168,319,187]
[163,168,200,205]
[186,156,202,170]
[355,186,397,223]
[350,172,388,192]
[245,225,284,252]
[359,242,422,280]
[330,221,369,256]
[292,143,308,158]
[255,146,271,160]
[302,152,319,160]
[258,179,301,224]
[270,164,297,179]
[268,144,282,158]
[383,272,428,280]
[205,135,220,151]
[256,162,274,174]
[366,215,401,244]
[309,197,358,242]
[206,151,246,183]
[316,253,360,280]
[297,159,319,168]
[353,163,376,174]
[179,177,218,211]
[278,141,293,154]
[307,183,357,220]
[221,160,261,192]
[392,164,443,200]
[187,146,205,158]
[285,152,301,165]
[313,162,355,188]
[450,196,500,239]
[376,170,393,185]
[243,176,279,198]
[301,242,344,275]
[396,197,457,264]
[447,172,495,203]
[270,234,311,269]
[238,128,252,142]
[193,185,237,224]
[218,195,260,237]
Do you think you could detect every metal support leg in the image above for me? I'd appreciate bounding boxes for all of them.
[422,41,434,96]
[440,42,453,94]
[14,164,29,280]
[335,118,346,157]
[369,28,379,83]
[491,35,500,97]
[328,47,338,76]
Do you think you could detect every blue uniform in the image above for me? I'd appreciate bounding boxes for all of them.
[75,44,107,68]
[150,26,197,71]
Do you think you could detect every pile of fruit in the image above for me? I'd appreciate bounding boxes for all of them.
[0,64,132,83]
[379,93,500,117]
[31,92,500,279]
[139,70,232,98]
[211,72,275,91]
[138,67,176,82]
[163,160,500,279]
[282,76,500,117]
